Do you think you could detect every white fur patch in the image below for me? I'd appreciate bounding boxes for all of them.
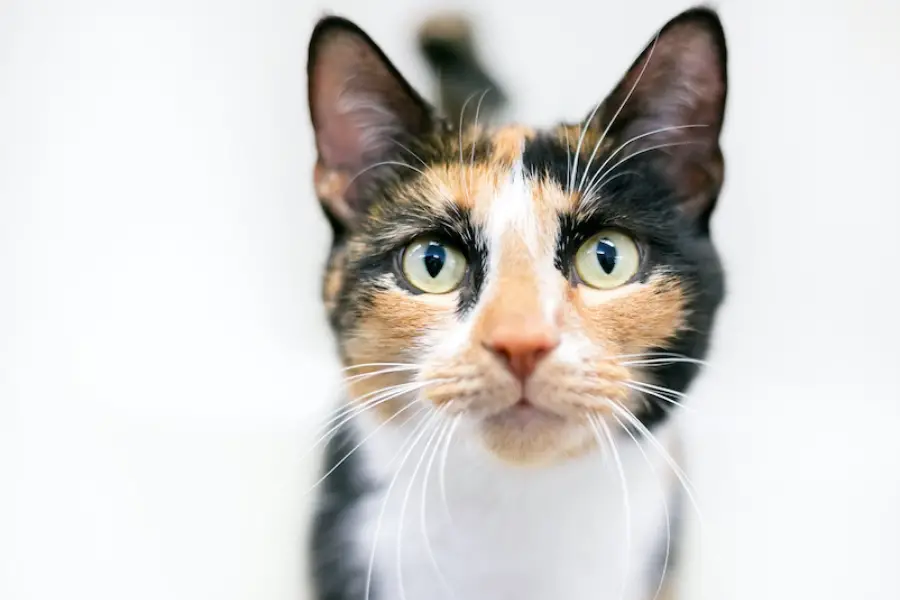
[487,159,539,258]
[352,412,680,600]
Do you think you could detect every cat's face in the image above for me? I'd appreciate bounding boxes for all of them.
[308,9,727,465]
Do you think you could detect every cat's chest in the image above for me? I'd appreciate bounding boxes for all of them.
[352,420,674,600]
[362,495,639,600]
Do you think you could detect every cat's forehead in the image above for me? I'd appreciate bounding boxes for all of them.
[416,125,582,229]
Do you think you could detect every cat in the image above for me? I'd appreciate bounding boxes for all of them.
[306,6,727,600]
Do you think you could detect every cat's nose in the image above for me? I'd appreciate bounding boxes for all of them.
[484,322,560,381]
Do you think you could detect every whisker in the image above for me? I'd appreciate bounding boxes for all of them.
[605,352,709,368]
[458,89,481,203]
[306,379,448,496]
[563,126,573,203]
[306,399,429,497]
[625,380,689,399]
[391,140,428,167]
[592,414,631,600]
[439,414,462,526]
[397,408,448,600]
[341,362,418,372]
[308,381,433,455]
[578,170,639,204]
[580,124,706,196]
[619,359,708,368]
[468,88,491,194]
[343,366,419,384]
[606,402,703,526]
[365,409,442,600]
[575,32,662,195]
[612,413,671,600]
[309,383,419,452]
[620,381,693,413]
[346,160,427,190]
[608,352,704,360]
[584,141,703,199]
[420,412,457,600]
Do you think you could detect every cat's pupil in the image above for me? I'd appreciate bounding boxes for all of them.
[423,243,446,278]
[596,239,618,274]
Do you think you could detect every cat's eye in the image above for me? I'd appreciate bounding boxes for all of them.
[574,230,641,289]
[401,237,467,294]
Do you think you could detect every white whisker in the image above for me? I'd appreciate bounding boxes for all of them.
[458,90,481,203]
[307,380,433,458]
[579,170,639,204]
[581,124,706,197]
[468,88,491,194]
[364,408,441,600]
[612,413,671,600]
[396,409,447,600]
[563,126,573,201]
[592,414,631,600]
[626,380,689,399]
[609,352,705,361]
[619,358,708,368]
[342,362,419,372]
[343,366,419,384]
[575,32,662,194]
[420,413,457,600]
[621,381,692,413]
[306,400,428,498]
[439,414,462,526]
[607,402,703,526]
[346,160,427,189]
[391,140,428,167]
[584,140,702,199]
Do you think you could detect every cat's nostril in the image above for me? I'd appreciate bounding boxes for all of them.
[484,324,560,381]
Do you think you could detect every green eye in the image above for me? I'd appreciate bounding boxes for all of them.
[574,230,640,289]
[402,237,467,294]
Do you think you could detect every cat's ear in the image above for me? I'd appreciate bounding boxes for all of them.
[591,8,727,227]
[308,17,436,233]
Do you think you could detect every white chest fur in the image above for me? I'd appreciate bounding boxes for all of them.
[350,415,680,600]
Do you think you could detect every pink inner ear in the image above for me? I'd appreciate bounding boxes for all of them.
[309,35,416,176]
[592,15,726,219]
[619,25,724,129]
[312,61,377,172]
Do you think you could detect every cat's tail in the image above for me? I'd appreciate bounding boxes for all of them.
[417,13,508,126]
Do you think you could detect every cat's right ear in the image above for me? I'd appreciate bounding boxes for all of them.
[308,17,435,235]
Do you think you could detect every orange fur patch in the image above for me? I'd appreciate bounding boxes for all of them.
[322,248,346,314]
[313,162,355,224]
[344,289,454,418]
[571,275,688,355]
[489,125,535,166]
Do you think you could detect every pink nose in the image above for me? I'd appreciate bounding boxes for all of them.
[484,322,560,381]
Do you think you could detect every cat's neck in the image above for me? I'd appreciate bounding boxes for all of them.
[352,414,682,600]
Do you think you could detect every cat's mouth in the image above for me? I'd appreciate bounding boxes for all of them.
[484,397,567,427]
[477,397,588,465]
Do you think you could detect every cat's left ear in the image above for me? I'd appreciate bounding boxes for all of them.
[308,17,436,233]
[592,8,728,227]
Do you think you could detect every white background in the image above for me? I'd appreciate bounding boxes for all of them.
[2,0,899,599]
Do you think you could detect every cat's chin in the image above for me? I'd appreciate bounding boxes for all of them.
[477,403,594,466]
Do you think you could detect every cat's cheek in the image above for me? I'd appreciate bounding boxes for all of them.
[570,274,688,354]
[339,289,460,421]
[343,288,457,360]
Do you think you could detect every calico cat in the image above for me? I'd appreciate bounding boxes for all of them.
[306,7,727,600]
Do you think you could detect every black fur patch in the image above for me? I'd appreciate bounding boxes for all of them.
[309,419,374,600]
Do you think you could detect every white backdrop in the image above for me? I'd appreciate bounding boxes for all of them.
[2,1,899,599]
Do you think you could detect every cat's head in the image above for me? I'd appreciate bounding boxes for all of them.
[307,8,727,465]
